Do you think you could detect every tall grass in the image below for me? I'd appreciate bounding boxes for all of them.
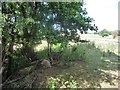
[94,41,118,55]
[35,41,118,64]
[36,48,49,59]
[60,43,87,61]
[35,42,95,62]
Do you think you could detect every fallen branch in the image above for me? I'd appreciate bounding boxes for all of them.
[1,59,41,88]
[17,59,42,71]
[30,72,38,88]
[1,59,41,87]
[1,73,28,88]
[0,70,15,88]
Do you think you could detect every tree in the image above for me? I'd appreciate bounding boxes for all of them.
[2,2,40,80]
[98,29,111,37]
[37,2,98,56]
[1,2,98,80]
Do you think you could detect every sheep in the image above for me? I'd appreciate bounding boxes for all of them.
[49,51,63,61]
[41,59,51,68]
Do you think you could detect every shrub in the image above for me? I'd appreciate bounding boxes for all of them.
[60,43,86,61]
[98,29,111,37]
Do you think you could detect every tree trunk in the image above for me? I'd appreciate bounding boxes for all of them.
[48,42,52,59]
[6,31,14,79]
[23,45,38,61]
[21,4,38,62]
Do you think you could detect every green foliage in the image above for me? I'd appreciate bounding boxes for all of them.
[98,29,111,37]
[47,76,78,88]
[61,43,86,61]
[51,43,63,52]
[36,42,87,62]
[60,47,72,61]
[11,82,31,88]
[2,2,98,80]
[36,48,48,59]
[11,49,29,72]
[10,75,32,88]
[48,77,55,90]
[7,41,118,88]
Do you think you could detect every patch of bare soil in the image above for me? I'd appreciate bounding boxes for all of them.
[6,60,118,88]
[32,64,64,88]
[33,60,118,88]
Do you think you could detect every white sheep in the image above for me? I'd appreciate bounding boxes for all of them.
[41,59,51,68]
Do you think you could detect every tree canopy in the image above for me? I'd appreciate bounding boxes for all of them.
[1,2,98,80]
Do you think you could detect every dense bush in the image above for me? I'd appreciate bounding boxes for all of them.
[98,29,111,37]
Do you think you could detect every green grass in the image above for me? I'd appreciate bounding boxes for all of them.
[52,43,62,52]
[36,48,49,59]
[93,41,118,55]
[10,41,118,88]
[39,41,118,88]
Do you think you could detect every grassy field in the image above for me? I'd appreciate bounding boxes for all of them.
[35,42,118,88]
[80,34,119,55]
[9,35,119,88]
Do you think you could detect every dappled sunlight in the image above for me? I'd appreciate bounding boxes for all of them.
[97,69,118,88]
[80,34,119,55]
[2,1,119,89]
[34,41,48,52]
[36,56,118,88]
[98,69,118,76]
[13,44,23,50]
[94,41,118,55]
[33,42,119,88]
[104,59,118,65]
[104,59,111,62]
[5,40,119,88]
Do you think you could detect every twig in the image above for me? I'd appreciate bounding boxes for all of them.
[1,59,41,88]
[17,60,42,71]
[30,73,38,88]
[2,73,28,88]
[0,71,15,88]
[1,60,41,87]
[29,59,40,88]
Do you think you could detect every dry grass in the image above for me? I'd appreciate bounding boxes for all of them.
[9,34,119,88]
[34,38,118,88]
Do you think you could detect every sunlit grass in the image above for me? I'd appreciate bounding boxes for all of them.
[94,41,118,55]
[32,36,119,88]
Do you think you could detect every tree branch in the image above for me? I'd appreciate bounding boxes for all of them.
[1,59,41,88]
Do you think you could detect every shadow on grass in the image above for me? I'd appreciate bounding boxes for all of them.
[35,41,119,88]
[35,48,49,59]
[65,42,119,88]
